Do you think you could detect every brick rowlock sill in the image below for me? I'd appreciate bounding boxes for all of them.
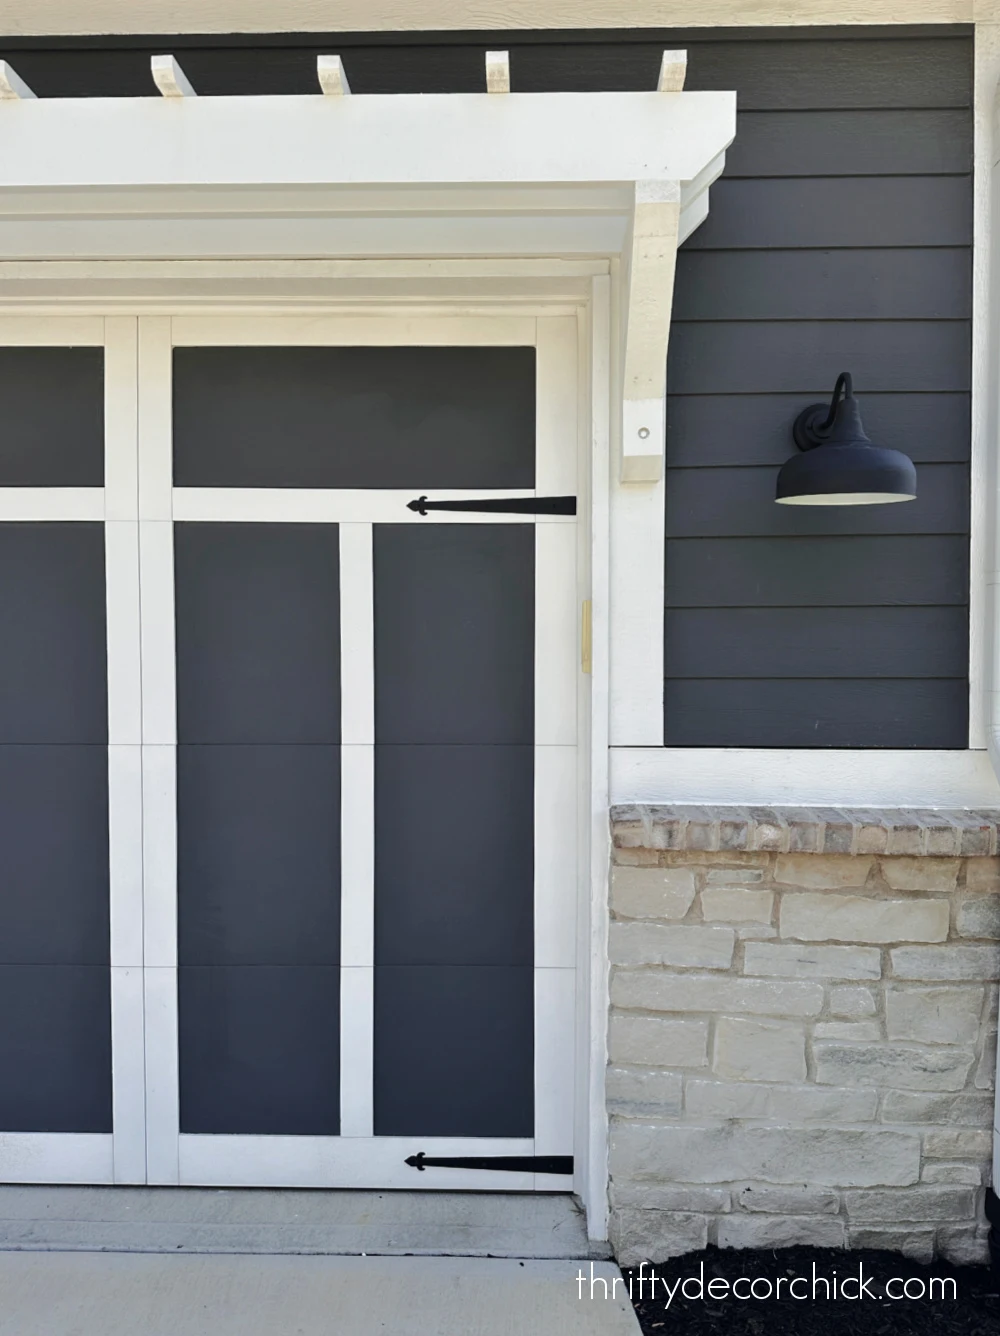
[607,805,1000,1268]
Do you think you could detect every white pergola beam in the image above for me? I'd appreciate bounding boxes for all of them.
[658,49,687,92]
[151,54,196,98]
[0,60,36,100]
[318,54,351,96]
[486,51,510,93]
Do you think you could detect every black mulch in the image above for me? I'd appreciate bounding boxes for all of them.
[622,1246,999,1335]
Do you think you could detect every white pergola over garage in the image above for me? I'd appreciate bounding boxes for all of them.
[0,54,734,1234]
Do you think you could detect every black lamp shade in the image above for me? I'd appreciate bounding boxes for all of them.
[776,373,917,507]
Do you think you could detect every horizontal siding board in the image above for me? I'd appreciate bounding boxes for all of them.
[681,37,972,110]
[725,110,972,178]
[665,463,968,538]
[664,679,969,749]
[665,536,970,608]
[673,250,971,322]
[666,393,970,468]
[684,178,973,250]
[664,607,968,679]
[667,321,970,395]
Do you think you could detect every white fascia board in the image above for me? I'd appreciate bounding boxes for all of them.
[0,91,734,190]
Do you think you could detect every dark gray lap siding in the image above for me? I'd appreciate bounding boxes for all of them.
[667,31,973,748]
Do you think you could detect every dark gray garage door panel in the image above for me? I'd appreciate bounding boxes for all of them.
[0,965,111,1133]
[0,747,109,966]
[375,745,533,968]
[179,965,340,1135]
[373,524,535,746]
[172,346,536,491]
[0,348,103,488]
[178,745,340,968]
[0,523,107,744]
[174,521,342,1133]
[374,966,534,1138]
[373,522,535,1135]
[175,522,340,745]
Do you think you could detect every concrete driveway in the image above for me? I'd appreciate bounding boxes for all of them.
[0,1251,641,1335]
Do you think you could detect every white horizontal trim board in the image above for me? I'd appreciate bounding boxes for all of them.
[0,314,103,343]
[0,1134,113,1185]
[0,488,104,520]
[177,1136,547,1191]
[0,0,978,35]
[171,313,538,346]
[172,489,575,524]
[611,748,1000,809]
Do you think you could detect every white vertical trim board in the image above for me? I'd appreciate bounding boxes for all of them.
[110,966,146,1183]
[533,967,577,1190]
[338,522,375,1139]
[137,316,172,521]
[104,316,139,521]
[583,275,612,1241]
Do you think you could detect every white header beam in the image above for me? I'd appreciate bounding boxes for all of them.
[0,91,734,190]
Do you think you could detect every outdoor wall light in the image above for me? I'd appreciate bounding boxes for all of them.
[775,372,917,506]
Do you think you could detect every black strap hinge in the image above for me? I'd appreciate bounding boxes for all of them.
[405,1151,573,1175]
[407,495,576,517]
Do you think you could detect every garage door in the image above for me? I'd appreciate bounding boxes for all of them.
[0,314,580,1191]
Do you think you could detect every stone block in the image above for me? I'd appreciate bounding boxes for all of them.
[744,941,881,981]
[734,1183,840,1215]
[920,1163,983,1185]
[956,895,1000,939]
[610,866,696,920]
[611,1182,731,1212]
[736,924,778,940]
[843,1187,976,1222]
[813,1042,975,1091]
[922,1128,992,1159]
[684,1080,772,1118]
[608,1015,709,1068]
[891,944,1000,981]
[937,1224,991,1266]
[974,1028,996,1089]
[775,854,872,889]
[829,985,878,1018]
[609,1209,710,1268]
[716,1214,845,1250]
[609,921,735,969]
[713,1016,806,1083]
[781,893,949,945]
[964,858,1000,892]
[885,985,983,1045]
[609,1122,920,1187]
[849,1228,935,1263]
[814,1021,882,1040]
[610,970,825,1018]
[706,867,765,885]
[880,857,960,892]
[767,1084,879,1121]
[701,886,774,923]
[880,1090,995,1126]
[605,1067,683,1116]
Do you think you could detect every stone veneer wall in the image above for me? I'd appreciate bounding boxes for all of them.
[607,806,1000,1267]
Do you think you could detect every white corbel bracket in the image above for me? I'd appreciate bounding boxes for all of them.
[620,180,681,483]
